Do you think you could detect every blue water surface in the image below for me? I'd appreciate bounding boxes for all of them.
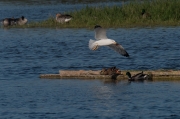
[1,26,180,119]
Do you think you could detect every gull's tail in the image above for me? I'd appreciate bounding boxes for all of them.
[89,39,98,50]
[89,39,95,50]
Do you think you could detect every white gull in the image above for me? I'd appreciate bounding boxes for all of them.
[89,25,129,57]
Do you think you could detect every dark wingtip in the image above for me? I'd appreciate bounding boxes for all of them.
[126,54,130,57]
[94,25,102,29]
[124,52,129,57]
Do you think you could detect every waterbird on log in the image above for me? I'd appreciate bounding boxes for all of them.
[126,71,153,81]
[89,25,129,57]
[56,13,73,23]
[100,66,121,75]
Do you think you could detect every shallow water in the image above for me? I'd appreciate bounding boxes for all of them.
[1,1,180,119]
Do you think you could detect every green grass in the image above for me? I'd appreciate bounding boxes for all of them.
[12,0,180,28]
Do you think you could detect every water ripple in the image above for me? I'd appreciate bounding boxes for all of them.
[1,27,180,118]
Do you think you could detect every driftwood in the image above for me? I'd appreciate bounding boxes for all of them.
[60,70,100,76]
[39,70,180,81]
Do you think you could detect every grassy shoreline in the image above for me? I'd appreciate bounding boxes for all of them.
[12,0,180,28]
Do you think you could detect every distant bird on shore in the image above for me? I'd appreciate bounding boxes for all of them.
[1,17,16,27]
[56,13,73,23]
[1,16,27,27]
[141,9,151,19]
[89,25,129,57]
[14,16,28,25]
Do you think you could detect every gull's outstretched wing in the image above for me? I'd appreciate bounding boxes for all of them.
[94,25,107,40]
[108,43,129,57]
[89,39,99,50]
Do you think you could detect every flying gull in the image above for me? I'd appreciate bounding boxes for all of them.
[89,25,129,57]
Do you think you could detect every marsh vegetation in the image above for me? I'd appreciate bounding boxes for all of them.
[11,0,180,28]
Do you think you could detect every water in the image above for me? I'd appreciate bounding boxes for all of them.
[1,1,180,119]
[1,80,180,119]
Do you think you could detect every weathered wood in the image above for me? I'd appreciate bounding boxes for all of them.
[59,70,100,76]
[40,74,61,79]
[39,70,180,81]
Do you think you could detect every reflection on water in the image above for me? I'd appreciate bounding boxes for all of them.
[2,79,180,119]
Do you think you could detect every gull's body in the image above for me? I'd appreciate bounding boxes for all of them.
[89,25,129,57]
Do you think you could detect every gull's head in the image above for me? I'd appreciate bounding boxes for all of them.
[94,25,102,29]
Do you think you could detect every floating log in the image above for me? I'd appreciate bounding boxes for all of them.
[39,70,180,81]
